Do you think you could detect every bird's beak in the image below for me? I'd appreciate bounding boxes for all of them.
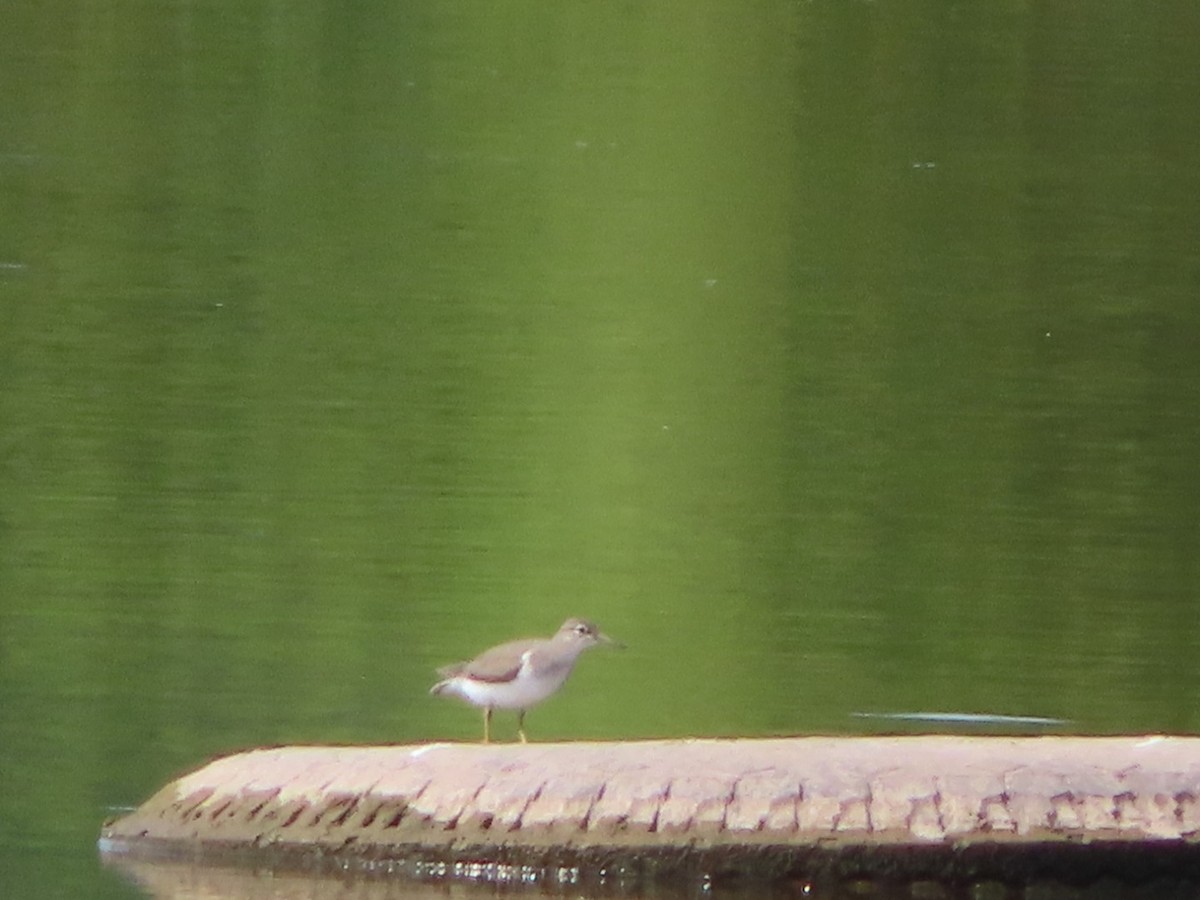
[598,631,625,650]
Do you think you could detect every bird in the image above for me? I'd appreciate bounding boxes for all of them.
[430,617,619,743]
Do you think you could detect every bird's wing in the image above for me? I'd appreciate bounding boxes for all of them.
[461,639,533,683]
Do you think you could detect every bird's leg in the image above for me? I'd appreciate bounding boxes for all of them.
[483,707,492,744]
[517,709,528,744]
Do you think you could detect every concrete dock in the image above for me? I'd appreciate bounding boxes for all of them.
[98,736,1200,888]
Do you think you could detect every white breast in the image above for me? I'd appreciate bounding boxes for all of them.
[451,650,575,710]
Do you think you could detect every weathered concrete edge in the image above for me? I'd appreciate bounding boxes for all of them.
[98,736,1200,885]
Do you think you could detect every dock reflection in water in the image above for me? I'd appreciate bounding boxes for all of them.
[103,855,1200,900]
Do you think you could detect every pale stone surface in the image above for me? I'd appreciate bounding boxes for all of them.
[101,736,1200,866]
[725,769,799,833]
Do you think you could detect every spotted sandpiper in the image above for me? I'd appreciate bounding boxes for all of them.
[430,617,619,743]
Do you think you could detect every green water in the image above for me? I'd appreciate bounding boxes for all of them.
[3,1,1200,897]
